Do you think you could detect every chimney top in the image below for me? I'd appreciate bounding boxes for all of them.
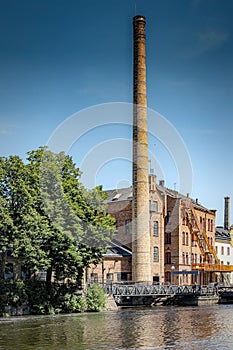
[133,15,146,23]
[159,180,165,187]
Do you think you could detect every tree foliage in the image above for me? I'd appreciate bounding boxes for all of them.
[0,147,115,283]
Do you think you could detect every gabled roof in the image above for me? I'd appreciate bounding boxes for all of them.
[215,226,230,241]
[105,184,215,214]
[105,187,132,203]
[103,239,132,259]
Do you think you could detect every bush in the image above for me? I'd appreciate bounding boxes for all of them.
[86,284,106,311]
[63,293,87,313]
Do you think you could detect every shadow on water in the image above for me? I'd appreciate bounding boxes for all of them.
[0,305,233,349]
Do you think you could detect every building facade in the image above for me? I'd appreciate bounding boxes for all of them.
[215,226,233,285]
[87,176,221,286]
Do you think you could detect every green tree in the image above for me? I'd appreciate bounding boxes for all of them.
[0,148,115,284]
[0,156,50,279]
[27,147,115,283]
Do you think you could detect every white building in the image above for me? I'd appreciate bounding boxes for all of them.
[215,226,233,285]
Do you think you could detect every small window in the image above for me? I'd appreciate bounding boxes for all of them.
[166,211,171,223]
[186,232,189,246]
[150,201,158,212]
[195,254,197,264]
[153,247,159,262]
[112,193,121,201]
[153,221,159,236]
[165,252,171,264]
[106,273,113,281]
[215,246,218,254]
[182,232,185,245]
[221,246,224,255]
[165,232,171,244]
[165,271,171,283]
[117,272,128,281]
[90,273,98,283]
[227,247,230,255]
[182,253,185,265]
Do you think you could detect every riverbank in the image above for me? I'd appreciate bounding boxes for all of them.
[0,281,106,317]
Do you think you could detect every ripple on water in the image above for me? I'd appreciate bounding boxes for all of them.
[0,305,233,349]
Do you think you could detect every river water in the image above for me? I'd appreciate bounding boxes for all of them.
[0,305,233,349]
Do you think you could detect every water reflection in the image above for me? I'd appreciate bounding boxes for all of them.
[0,305,233,349]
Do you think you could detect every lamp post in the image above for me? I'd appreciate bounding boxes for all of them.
[171,266,175,285]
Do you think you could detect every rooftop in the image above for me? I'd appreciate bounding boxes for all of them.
[215,226,230,241]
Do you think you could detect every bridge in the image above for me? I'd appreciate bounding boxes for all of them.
[103,283,233,306]
[103,283,219,297]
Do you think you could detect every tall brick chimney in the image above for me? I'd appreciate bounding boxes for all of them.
[132,15,151,283]
[224,196,230,230]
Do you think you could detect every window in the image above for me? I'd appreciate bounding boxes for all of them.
[182,253,185,265]
[186,232,189,246]
[182,232,185,245]
[221,246,224,255]
[166,211,171,223]
[90,273,98,283]
[165,252,171,264]
[227,247,230,255]
[153,247,159,262]
[106,273,113,282]
[125,219,131,234]
[215,246,218,254]
[210,219,213,232]
[153,221,158,236]
[186,253,189,265]
[117,272,128,281]
[150,201,158,212]
[182,214,186,225]
[165,271,171,284]
[165,232,171,244]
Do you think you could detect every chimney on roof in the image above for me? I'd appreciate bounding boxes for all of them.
[224,196,230,230]
[196,198,198,204]
[159,180,165,187]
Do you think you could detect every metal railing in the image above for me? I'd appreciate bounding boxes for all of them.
[103,283,218,296]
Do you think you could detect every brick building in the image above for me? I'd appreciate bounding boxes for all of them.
[87,175,219,286]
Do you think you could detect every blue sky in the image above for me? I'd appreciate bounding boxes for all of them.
[0,0,232,225]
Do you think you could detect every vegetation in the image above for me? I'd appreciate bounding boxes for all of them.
[86,283,106,311]
[0,147,115,315]
[0,281,106,316]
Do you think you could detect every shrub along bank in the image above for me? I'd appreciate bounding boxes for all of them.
[0,281,106,316]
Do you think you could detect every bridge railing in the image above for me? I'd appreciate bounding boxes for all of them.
[103,283,217,296]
